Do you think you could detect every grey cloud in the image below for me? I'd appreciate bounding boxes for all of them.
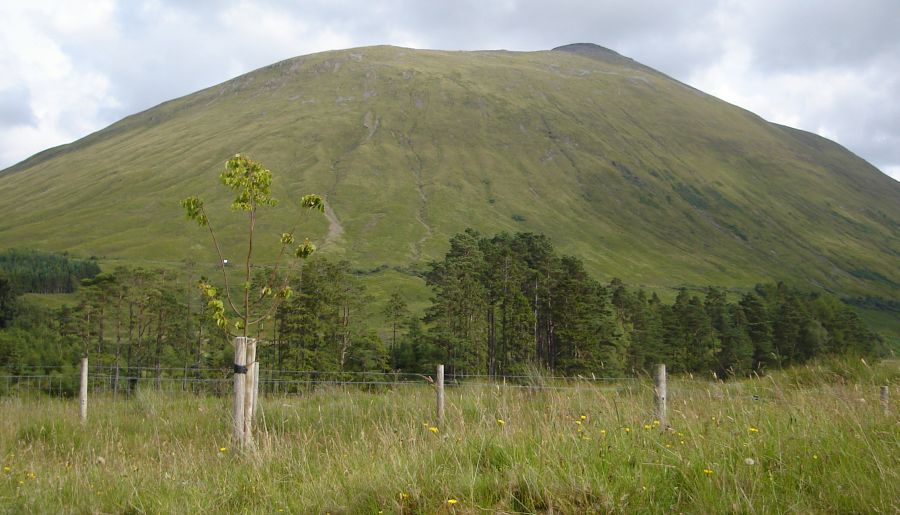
[833,88,900,171]
[739,0,900,72]
[0,86,36,129]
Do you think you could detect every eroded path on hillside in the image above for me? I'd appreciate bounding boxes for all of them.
[322,196,344,248]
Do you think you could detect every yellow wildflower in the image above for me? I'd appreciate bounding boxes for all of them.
[643,424,652,430]
[624,427,631,433]
[399,492,410,500]
[812,454,818,460]
[748,427,759,433]
[447,498,458,505]
[429,426,439,434]
[218,447,227,453]
[580,415,587,421]
[600,429,607,436]
[3,466,9,473]
[496,419,505,426]
[703,468,714,476]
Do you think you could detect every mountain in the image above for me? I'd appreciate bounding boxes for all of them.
[1,44,898,297]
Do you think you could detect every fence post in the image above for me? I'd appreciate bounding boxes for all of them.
[436,364,445,426]
[233,337,248,447]
[113,363,120,399]
[881,386,890,415]
[79,357,88,424]
[654,363,667,430]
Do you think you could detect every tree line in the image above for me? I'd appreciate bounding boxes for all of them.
[0,248,100,294]
[394,230,882,378]
[0,234,885,389]
[0,264,230,391]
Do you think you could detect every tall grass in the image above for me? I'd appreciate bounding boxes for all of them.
[1,360,897,513]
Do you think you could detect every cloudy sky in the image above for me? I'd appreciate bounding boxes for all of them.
[1,0,898,180]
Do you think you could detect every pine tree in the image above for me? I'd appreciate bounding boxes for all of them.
[739,291,774,371]
[424,230,489,374]
[705,287,752,377]
[627,290,666,374]
[0,273,15,329]
[771,284,808,366]
[383,291,409,369]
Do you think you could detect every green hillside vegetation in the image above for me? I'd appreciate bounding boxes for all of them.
[0,44,897,300]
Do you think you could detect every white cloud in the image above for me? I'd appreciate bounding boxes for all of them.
[0,2,119,166]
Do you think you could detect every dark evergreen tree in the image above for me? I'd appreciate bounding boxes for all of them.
[277,258,384,372]
[771,284,808,366]
[513,233,559,369]
[383,291,409,369]
[627,291,667,374]
[704,287,752,377]
[555,265,624,375]
[0,273,16,329]
[424,230,488,374]
[739,291,775,370]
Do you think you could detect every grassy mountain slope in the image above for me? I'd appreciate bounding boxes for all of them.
[0,44,898,296]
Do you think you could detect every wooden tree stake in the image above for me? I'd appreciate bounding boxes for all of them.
[242,338,257,447]
[881,386,890,415]
[654,363,667,430]
[251,361,260,421]
[233,337,248,446]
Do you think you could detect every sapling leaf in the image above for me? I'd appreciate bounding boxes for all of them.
[295,239,316,259]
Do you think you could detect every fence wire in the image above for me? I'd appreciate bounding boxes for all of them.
[0,364,777,401]
[0,364,650,398]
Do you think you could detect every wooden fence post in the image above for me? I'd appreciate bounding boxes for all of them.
[233,337,248,447]
[79,357,88,424]
[881,386,890,415]
[113,363,120,399]
[436,364,445,426]
[654,364,667,430]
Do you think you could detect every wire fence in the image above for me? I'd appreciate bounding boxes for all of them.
[0,364,784,405]
[0,364,649,399]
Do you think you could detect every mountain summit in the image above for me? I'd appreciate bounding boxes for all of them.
[0,45,897,295]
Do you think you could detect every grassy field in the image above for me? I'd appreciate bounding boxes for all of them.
[1,360,898,513]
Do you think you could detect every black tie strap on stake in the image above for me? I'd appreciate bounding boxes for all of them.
[233,364,248,374]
